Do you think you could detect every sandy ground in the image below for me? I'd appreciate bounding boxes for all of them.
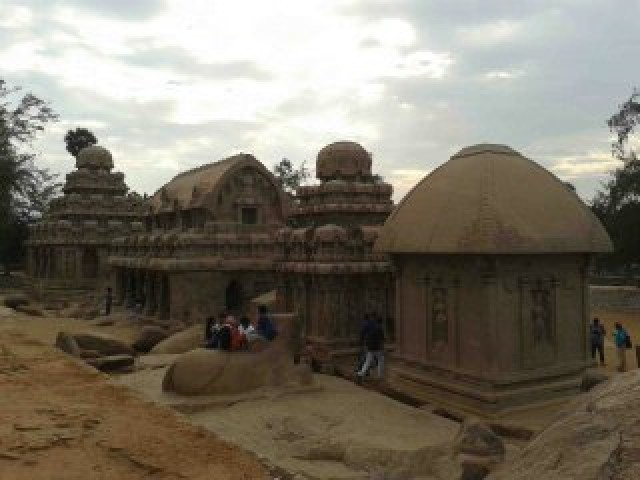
[0,307,269,480]
[5,286,637,480]
[118,367,462,479]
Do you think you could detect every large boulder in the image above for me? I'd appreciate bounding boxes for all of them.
[455,418,505,457]
[580,369,609,392]
[14,304,44,317]
[489,371,640,480]
[132,326,169,353]
[455,418,505,480]
[4,294,29,309]
[150,325,203,354]
[162,348,281,395]
[86,354,135,372]
[55,332,81,357]
[162,314,313,396]
[72,333,134,356]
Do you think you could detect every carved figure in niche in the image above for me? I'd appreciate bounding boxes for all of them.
[431,287,448,345]
[531,288,552,345]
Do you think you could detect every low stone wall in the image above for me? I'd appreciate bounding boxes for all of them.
[590,285,640,311]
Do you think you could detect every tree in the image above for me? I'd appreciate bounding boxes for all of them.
[64,127,97,157]
[591,89,640,271]
[273,158,310,193]
[0,78,59,274]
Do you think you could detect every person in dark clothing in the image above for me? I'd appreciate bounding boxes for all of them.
[356,313,376,374]
[256,305,277,341]
[359,313,376,345]
[105,287,113,316]
[205,316,221,349]
[590,317,606,366]
[356,316,385,382]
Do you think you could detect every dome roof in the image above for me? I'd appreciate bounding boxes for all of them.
[316,141,372,180]
[76,145,114,170]
[375,144,613,254]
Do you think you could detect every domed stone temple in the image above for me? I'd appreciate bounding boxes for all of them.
[375,144,613,412]
[26,146,146,293]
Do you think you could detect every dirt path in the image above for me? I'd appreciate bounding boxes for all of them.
[0,326,269,480]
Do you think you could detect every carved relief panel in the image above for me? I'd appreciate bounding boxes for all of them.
[423,273,459,364]
[519,276,557,368]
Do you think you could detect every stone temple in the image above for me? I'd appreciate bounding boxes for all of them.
[27,141,613,412]
[375,144,613,412]
[26,146,146,294]
[109,153,289,321]
[277,141,394,366]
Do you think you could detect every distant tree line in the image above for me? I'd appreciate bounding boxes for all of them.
[0,79,59,274]
[0,77,100,274]
[591,89,640,273]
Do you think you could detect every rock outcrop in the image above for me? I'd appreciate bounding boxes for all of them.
[4,294,29,309]
[14,304,44,316]
[55,332,81,357]
[72,333,134,356]
[150,325,203,354]
[86,354,135,372]
[455,418,505,479]
[133,326,169,353]
[162,314,313,396]
[489,371,640,480]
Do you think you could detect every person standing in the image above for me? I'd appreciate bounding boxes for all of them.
[105,287,113,316]
[590,317,606,366]
[205,316,222,349]
[356,313,375,374]
[256,305,277,341]
[613,322,630,372]
[356,316,385,383]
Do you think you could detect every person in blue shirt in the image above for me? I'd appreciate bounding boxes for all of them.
[256,305,277,341]
[613,322,629,372]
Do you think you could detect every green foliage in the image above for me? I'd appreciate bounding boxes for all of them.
[591,90,640,270]
[0,78,59,273]
[64,127,97,157]
[273,158,310,193]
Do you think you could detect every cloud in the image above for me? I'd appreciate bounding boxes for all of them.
[552,153,622,178]
[1,0,639,207]
[457,20,522,47]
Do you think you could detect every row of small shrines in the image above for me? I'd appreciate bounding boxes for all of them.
[26,142,613,413]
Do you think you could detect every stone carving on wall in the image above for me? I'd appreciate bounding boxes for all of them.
[423,274,458,363]
[531,287,552,346]
[520,276,556,368]
[431,287,449,346]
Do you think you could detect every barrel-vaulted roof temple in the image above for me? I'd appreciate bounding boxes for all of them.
[26,141,613,413]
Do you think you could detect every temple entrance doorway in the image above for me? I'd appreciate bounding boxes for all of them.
[225,280,243,312]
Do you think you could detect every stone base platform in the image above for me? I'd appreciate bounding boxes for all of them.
[387,362,586,418]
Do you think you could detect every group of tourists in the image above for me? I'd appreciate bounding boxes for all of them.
[356,313,386,383]
[204,304,277,352]
[590,317,633,372]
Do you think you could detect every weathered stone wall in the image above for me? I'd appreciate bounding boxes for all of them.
[168,270,279,324]
[394,253,589,379]
[590,286,640,311]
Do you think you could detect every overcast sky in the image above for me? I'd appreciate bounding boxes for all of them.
[1,0,638,202]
